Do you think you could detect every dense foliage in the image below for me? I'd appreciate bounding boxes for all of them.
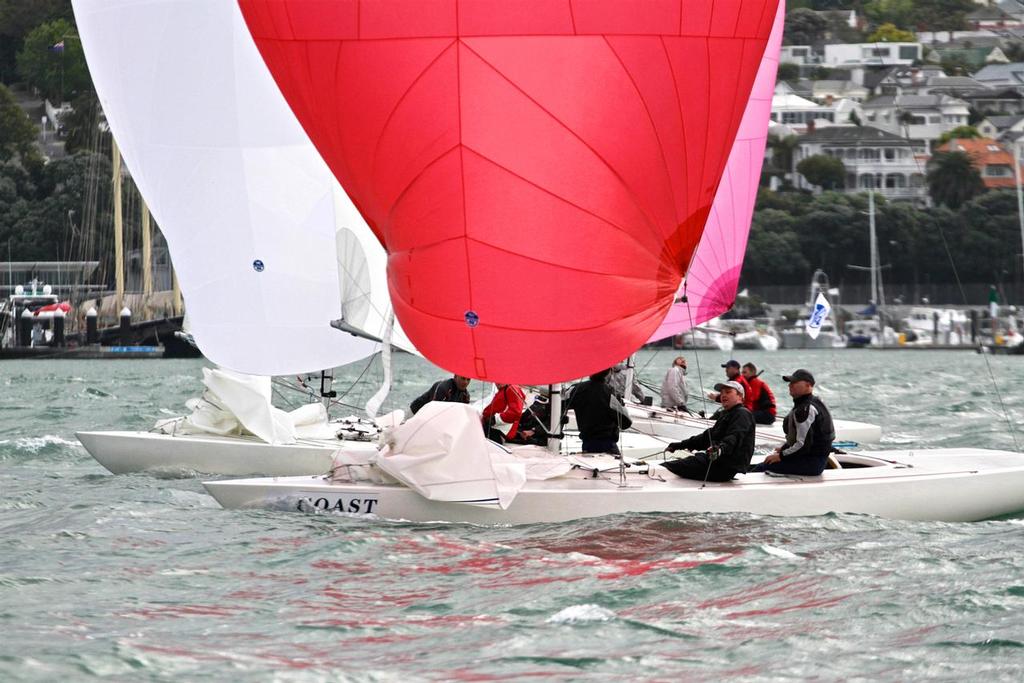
[739,188,1024,292]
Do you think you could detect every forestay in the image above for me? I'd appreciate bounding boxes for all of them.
[72,0,413,375]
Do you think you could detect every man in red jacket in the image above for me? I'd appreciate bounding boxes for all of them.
[741,362,777,425]
[482,383,530,443]
[708,360,754,411]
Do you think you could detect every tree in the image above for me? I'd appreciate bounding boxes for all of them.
[936,125,980,146]
[777,62,800,82]
[16,19,91,101]
[0,82,39,163]
[867,23,916,43]
[0,0,69,83]
[796,154,846,190]
[864,0,917,31]
[927,151,985,209]
[766,134,801,179]
[913,0,976,38]
[784,8,828,46]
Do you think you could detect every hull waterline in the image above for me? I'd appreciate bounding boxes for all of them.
[202,449,1024,524]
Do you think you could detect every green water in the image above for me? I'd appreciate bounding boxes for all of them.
[2,350,1024,680]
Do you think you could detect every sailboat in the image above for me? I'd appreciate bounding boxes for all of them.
[70,0,419,472]
[75,0,1024,522]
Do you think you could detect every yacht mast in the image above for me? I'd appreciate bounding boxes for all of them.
[141,200,153,299]
[868,184,884,348]
[112,137,125,315]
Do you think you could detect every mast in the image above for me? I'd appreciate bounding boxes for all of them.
[171,267,183,316]
[868,184,884,348]
[547,384,562,454]
[112,137,125,315]
[1015,145,1024,303]
[141,200,153,298]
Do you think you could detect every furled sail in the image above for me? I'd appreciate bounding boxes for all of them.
[238,0,779,383]
[73,0,412,375]
[648,1,784,342]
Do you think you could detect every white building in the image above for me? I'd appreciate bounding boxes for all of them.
[779,45,819,66]
[860,94,971,142]
[824,42,923,68]
[794,125,930,203]
[771,83,860,133]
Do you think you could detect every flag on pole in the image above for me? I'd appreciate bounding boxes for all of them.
[989,286,999,319]
[50,40,65,52]
[806,292,832,340]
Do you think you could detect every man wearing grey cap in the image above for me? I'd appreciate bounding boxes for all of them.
[753,368,835,476]
[660,380,755,482]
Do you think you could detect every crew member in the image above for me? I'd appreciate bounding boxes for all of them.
[608,363,645,403]
[565,369,633,454]
[482,383,529,443]
[660,356,688,411]
[741,362,777,425]
[409,374,471,415]
[708,360,754,411]
[661,380,755,482]
[753,369,835,476]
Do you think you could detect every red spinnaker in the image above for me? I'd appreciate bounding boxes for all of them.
[238,0,778,383]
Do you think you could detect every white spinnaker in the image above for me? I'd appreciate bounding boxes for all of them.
[72,0,413,374]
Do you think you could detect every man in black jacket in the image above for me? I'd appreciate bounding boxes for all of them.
[565,369,633,454]
[660,380,755,482]
[753,368,835,475]
[409,374,471,415]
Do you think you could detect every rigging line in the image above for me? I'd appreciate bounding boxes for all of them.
[683,284,712,448]
[905,134,1020,451]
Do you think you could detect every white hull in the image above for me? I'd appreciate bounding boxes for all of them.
[78,429,672,477]
[625,405,881,446]
[77,430,351,477]
[202,449,1024,523]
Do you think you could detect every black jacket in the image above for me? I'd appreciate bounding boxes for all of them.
[780,393,835,460]
[565,379,632,442]
[409,378,470,415]
[670,404,756,476]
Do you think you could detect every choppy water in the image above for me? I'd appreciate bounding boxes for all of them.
[3,349,1024,681]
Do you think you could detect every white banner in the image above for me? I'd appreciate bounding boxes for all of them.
[806,292,832,340]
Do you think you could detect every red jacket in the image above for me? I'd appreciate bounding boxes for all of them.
[745,376,776,416]
[726,374,755,411]
[482,384,526,439]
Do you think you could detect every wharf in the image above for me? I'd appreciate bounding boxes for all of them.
[865,344,978,351]
[0,345,165,360]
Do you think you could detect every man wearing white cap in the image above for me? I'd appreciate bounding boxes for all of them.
[660,380,755,482]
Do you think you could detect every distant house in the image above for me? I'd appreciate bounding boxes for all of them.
[860,94,971,143]
[812,79,869,104]
[973,62,1024,93]
[780,45,818,66]
[966,4,1018,30]
[963,86,1024,115]
[874,65,947,96]
[934,137,1024,188]
[794,125,929,203]
[977,114,1024,139]
[771,83,860,133]
[922,76,989,99]
[824,42,922,68]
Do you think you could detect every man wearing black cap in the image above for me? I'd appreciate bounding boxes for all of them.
[754,368,835,476]
[660,380,755,482]
[709,360,754,411]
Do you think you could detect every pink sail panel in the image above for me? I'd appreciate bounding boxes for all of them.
[648,1,784,343]
[239,0,779,383]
